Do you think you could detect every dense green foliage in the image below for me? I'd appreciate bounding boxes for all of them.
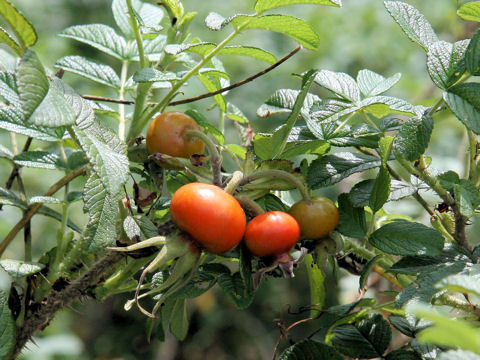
[1,0,480,359]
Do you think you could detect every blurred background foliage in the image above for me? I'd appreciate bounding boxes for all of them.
[0,0,478,359]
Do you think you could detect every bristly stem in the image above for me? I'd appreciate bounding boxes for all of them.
[13,252,124,358]
[397,156,471,252]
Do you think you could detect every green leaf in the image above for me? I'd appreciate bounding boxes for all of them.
[165,42,215,57]
[350,179,417,207]
[0,0,37,48]
[427,40,469,90]
[369,166,390,213]
[357,70,401,97]
[16,50,49,119]
[232,14,320,50]
[444,83,480,134]
[331,314,391,358]
[255,0,341,14]
[466,29,480,75]
[359,255,382,290]
[315,69,360,102]
[199,68,230,80]
[281,140,330,158]
[0,107,65,141]
[304,254,325,317]
[388,315,416,337]
[0,289,15,360]
[394,113,433,161]
[256,193,287,212]
[385,350,421,360]
[438,272,480,297]
[0,26,22,56]
[162,0,184,21]
[408,303,480,354]
[0,186,26,208]
[308,152,382,188]
[305,96,415,135]
[168,42,276,64]
[169,298,189,340]
[56,56,121,89]
[305,122,380,148]
[279,340,343,360]
[124,215,158,241]
[369,220,444,256]
[13,151,65,170]
[458,2,480,22]
[358,255,381,291]
[140,35,167,62]
[112,0,164,39]
[37,205,83,233]
[384,1,438,51]
[217,271,255,309]
[0,259,45,280]
[60,24,128,60]
[196,73,226,111]
[271,69,317,158]
[360,96,416,117]
[220,45,277,64]
[0,143,12,159]
[337,193,367,238]
[257,88,321,117]
[388,244,471,276]
[439,350,480,360]
[73,122,129,195]
[132,67,178,83]
[81,173,120,252]
[411,340,440,360]
[439,173,480,217]
[205,12,226,30]
[52,78,95,130]
[379,136,394,164]
[29,83,77,128]
[0,71,20,106]
[184,109,225,145]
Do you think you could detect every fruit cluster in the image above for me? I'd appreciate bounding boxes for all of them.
[146,111,340,259]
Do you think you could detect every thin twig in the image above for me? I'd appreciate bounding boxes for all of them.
[0,164,89,256]
[0,137,32,211]
[13,251,123,358]
[81,46,303,108]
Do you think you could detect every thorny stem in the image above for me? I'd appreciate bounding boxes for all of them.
[185,129,223,186]
[13,252,123,358]
[397,156,471,252]
[0,164,89,256]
